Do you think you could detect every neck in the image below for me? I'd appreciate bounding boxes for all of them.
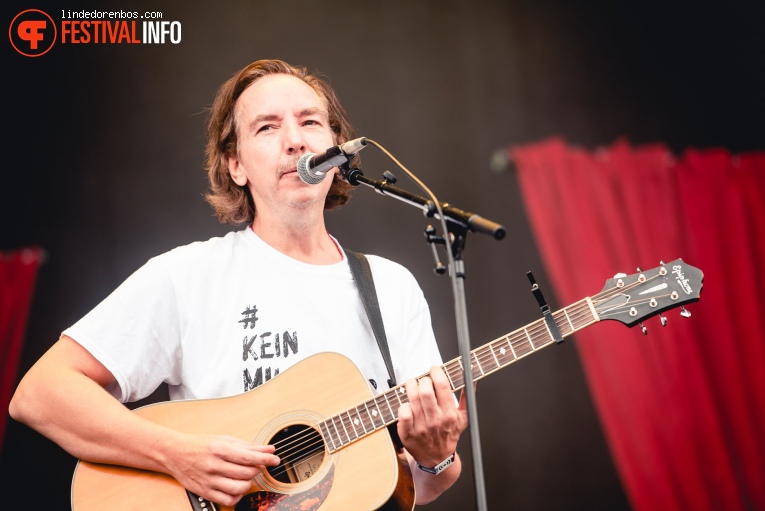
[251,213,342,265]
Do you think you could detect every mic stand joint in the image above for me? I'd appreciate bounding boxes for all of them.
[424,225,447,275]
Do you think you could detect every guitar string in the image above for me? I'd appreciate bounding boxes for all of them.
[443,273,674,389]
[265,386,401,450]
[262,272,675,478]
[264,393,406,478]
[267,394,408,479]
[266,304,599,458]
[270,392,403,462]
[439,272,670,388]
[441,301,593,388]
[272,429,323,461]
[269,435,326,479]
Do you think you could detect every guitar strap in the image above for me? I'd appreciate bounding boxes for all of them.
[345,250,398,389]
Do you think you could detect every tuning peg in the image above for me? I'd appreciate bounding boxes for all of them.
[680,306,692,318]
[640,322,648,335]
[660,314,668,326]
[636,267,642,272]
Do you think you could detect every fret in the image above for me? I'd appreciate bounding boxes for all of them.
[365,400,384,429]
[393,386,407,409]
[585,297,599,322]
[341,412,356,442]
[343,411,360,440]
[494,338,515,367]
[354,405,369,435]
[328,418,343,450]
[392,387,408,419]
[471,351,485,377]
[523,327,535,349]
[454,358,466,389]
[327,417,340,448]
[511,331,533,357]
[332,416,349,446]
[565,300,594,330]
[380,392,395,423]
[444,362,458,390]
[506,336,518,359]
[562,308,576,332]
[483,345,500,372]
[531,320,555,348]
[488,342,501,369]
[319,421,337,452]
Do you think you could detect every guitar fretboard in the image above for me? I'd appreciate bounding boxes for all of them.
[318,298,599,453]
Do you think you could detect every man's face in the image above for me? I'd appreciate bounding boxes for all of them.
[228,73,337,218]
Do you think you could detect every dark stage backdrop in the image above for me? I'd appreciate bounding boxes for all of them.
[2,1,762,510]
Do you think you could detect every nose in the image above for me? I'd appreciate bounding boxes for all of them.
[283,120,306,155]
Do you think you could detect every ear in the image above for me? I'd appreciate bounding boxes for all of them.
[228,155,248,187]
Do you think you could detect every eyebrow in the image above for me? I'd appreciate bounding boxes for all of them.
[246,107,329,134]
[298,107,329,120]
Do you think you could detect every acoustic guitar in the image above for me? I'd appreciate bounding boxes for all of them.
[71,259,703,510]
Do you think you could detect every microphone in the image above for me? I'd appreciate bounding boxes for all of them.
[297,137,368,185]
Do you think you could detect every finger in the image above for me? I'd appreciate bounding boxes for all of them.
[213,459,265,481]
[398,402,413,433]
[221,442,280,468]
[404,378,422,420]
[458,389,468,411]
[415,375,440,418]
[428,366,455,406]
[206,483,251,508]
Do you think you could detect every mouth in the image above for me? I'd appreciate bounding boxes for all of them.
[280,166,298,178]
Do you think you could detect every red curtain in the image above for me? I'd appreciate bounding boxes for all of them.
[511,138,765,511]
[0,246,44,454]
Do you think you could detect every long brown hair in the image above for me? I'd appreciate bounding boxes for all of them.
[204,59,355,225]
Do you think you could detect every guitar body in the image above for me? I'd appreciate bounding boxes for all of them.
[71,352,414,511]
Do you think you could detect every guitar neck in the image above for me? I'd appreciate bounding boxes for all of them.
[319,297,600,453]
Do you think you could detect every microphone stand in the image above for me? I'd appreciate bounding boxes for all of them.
[343,165,505,511]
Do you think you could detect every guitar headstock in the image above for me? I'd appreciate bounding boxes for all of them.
[592,258,703,328]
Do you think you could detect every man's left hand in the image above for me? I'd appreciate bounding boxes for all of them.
[397,366,469,468]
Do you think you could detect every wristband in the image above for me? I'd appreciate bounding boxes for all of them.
[416,452,455,475]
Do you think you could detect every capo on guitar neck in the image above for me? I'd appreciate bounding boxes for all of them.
[527,271,564,344]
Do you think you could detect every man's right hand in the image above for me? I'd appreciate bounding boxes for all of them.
[165,434,280,506]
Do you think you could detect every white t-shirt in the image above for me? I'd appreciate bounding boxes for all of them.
[64,228,443,403]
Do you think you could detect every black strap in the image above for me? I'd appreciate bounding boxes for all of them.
[345,250,397,388]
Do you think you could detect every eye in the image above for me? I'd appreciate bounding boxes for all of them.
[257,124,275,133]
[303,119,322,126]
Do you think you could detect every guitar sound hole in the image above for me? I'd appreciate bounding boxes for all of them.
[267,424,326,484]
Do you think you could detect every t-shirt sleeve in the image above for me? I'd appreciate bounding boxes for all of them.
[369,256,444,384]
[63,256,182,403]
